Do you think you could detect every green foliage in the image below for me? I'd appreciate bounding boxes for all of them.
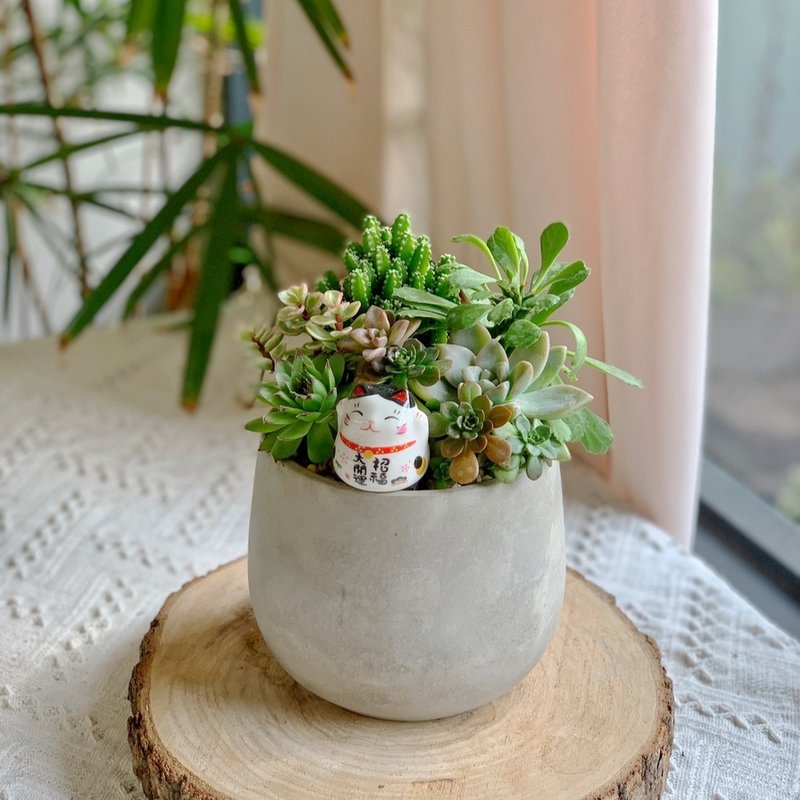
[329,214,463,313]
[0,0,361,410]
[244,215,640,488]
[247,353,348,464]
[428,383,515,485]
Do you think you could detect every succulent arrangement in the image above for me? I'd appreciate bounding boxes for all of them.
[244,214,641,488]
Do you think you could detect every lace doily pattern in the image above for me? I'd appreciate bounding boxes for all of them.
[1,316,798,799]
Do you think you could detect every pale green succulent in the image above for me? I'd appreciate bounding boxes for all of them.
[412,323,592,424]
[492,415,572,482]
[428,381,515,485]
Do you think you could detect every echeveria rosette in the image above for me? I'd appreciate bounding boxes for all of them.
[428,381,515,485]
[380,339,447,388]
[492,415,572,482]
[246,353,348,464]
[344,305,420,363]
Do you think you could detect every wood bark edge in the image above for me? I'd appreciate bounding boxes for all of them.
[128,559,674,800]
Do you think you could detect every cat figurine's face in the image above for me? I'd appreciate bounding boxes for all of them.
[334,384,429,492]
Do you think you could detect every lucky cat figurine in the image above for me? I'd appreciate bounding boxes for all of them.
[334,384,429,492]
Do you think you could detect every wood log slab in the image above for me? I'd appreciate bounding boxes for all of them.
[128,559,674,799]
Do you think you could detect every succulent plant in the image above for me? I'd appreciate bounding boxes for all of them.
[303,290,361,349]
[344,306,420,362]
[242,324,286,371]
[428,381,515,484]
[492,415,572,482]
[246,353,347,464]
[275,284,325,336]
[413,323,593,424]
[319,214,463,313]
[380,340,446,387]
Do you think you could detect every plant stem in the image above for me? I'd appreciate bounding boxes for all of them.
[20,0,90,297]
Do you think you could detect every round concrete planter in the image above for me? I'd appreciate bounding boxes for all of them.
[248,454,566,721]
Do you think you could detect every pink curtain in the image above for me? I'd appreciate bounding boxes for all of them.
[257,0,718,546]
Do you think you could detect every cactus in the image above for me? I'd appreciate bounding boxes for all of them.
[333,214,463,311]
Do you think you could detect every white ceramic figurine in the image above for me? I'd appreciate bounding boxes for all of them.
[334,384,429,492]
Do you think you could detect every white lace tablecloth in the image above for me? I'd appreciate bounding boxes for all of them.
[1,314,798,800]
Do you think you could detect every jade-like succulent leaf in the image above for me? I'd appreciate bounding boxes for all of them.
[458,381,482,404]
[451,323,492,353]
[507,361,534,399]
[528,344,567,391]
[526,457,545,480]
[408,377,456,409]
[516,385,593,420]
[476,340,509,381]
[440,344,475,386]
[485,382,510,405]
[428,413,449,438]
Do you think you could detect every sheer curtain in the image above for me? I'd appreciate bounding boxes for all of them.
[257,0,718,546]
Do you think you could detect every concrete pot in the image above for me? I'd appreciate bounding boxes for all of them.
[248,454,565,721]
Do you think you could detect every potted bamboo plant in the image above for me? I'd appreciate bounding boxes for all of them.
[244,214,640,721]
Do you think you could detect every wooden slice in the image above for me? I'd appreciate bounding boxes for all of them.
[129,559,673,800]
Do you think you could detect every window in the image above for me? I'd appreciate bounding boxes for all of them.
[704,0,800,576]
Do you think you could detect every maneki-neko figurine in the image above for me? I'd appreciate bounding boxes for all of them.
[333,384,429,492]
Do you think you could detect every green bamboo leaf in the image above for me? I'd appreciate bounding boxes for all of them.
[181,158,240,409]
[20,131,139,171]
[249,140,370,229]
[295,0,353,80]
[3,201,15,322]
[123,224,205,319]
[0,103,217,132]
[62,145,231,347]
[152,0,188,99]
[126,0,157,39]
[227,0,260,93]
[583,356,644,388]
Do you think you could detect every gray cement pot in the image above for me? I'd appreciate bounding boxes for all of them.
[248,454,565,721]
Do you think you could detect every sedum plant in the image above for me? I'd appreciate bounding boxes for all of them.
[245,213,640,488]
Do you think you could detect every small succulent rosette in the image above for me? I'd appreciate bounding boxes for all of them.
[334,384,429,492]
